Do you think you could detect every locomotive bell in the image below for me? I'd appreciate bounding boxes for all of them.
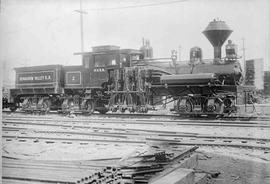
[203,19,233,60]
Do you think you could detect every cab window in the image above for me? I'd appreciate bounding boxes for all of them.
[94,54,117,67]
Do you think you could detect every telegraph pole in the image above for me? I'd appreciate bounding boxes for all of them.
[75,0,87,52]
[241,38,246,79]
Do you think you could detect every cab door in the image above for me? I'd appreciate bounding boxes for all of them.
[90,53,118,87]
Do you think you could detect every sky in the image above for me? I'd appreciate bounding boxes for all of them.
[0,0,269,86]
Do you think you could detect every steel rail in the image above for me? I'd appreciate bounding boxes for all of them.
[2,176,75,184]
[3,124,270,151]
[3,117,270,128]
[3,121,270,143]
[3,113,270,151]
[2,116,264,124]
[3,110,270,121]
[3,126,270,143]
[2,134,270,151]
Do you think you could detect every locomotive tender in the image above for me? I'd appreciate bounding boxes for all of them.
[3,20,254,116]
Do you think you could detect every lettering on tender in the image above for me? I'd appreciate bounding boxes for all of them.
[17,71,54,84]
[19,76,34,81]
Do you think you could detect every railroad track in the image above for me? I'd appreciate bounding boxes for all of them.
[4,125,269,142]
[3,131,270,151]
[2,113,270,184]
[3,110,270,121]
[3,115,270,128]
[3,120,270,151]
[3,112,270,153]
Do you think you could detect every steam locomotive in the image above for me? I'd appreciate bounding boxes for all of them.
[3,20,254,116]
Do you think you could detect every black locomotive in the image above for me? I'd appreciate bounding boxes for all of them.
[3,20,254,116]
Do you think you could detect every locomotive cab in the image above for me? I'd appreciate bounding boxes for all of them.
[73,46,144,114]
[79,45,143,89]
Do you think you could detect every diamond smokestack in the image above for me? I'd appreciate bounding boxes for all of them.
[203,19,233,60]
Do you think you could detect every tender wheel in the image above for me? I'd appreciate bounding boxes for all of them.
[10,106,17,112]
[98,109,108,114]
[223,97,236,114]
[22,98,30,111]
[205,98,224,114]
[109,105,118,112]
[119,106,126,113]
[185,101,193,112]
[141,106,148,113]
[128,106,136,113]
[177,98,193,113]
[86,100,95,114]
[224,98,232,108]
[135,106,141,113]
[214,100,224,114]
[43,100,51,114]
